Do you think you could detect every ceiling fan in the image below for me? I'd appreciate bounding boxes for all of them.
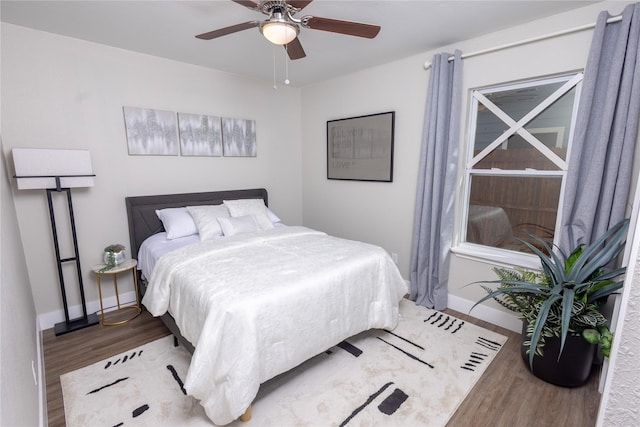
[195,0,381,60]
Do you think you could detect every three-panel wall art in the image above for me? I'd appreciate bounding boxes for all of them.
[123,106,257,157]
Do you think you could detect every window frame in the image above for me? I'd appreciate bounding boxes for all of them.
[454,73,584,267]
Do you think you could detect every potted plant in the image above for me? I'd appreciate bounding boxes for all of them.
[101,243,126,272]
[471,218,629,387]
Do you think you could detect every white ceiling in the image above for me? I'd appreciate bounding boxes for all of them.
[1,1,598,87]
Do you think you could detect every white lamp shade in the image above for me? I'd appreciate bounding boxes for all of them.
[12,148,95,190]
[261,21,298,45]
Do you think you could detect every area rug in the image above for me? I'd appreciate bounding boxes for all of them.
[61,299,507,426]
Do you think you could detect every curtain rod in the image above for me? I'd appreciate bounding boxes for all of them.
[423,15,623,69]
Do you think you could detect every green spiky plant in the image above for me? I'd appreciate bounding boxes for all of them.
[471,218,629,369]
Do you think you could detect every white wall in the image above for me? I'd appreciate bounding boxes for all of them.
[300,0,637,329]
[1,24,303,326]
[1,138,42,424]
[598,177,640,424]
[599,230,640,425]
[301,55,427,274]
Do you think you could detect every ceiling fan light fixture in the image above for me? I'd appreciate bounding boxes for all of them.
[196,0,381,61]
[261,19,298,45]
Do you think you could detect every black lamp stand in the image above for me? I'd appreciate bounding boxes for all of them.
[47,186,99,335]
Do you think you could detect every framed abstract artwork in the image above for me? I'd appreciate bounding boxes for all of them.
[222,117,257,157]
[123,107,179,156]
[327,111,395,182]
[178,113,222,157]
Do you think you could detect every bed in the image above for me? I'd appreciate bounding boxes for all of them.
[125,188,408,425]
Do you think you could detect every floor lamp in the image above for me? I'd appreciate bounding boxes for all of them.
[13,148,99,335]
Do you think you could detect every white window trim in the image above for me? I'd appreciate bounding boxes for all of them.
[457,73,583,268]
[451,242,542,271]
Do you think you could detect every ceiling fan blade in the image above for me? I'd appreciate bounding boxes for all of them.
[195,21,260,40]
[288,1,314,11]
[231,0,261,11]
[303,16,380,39]
[285,37,306,60]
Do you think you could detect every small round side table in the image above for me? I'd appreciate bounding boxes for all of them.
[91,259,141,326]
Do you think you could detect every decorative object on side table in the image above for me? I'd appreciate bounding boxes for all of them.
[92,259,141,326]
[101,243,126,272]
[470,218,629,387]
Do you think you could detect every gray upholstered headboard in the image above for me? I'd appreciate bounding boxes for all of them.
[125,188,268,261]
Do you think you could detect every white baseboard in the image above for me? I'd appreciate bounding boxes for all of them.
[38,291,137,331]
[447,293,522,333]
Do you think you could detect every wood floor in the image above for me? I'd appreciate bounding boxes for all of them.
[43,311,171,427]
[444,308,600,427]
[43,308,601,427]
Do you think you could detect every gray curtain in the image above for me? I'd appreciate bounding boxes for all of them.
[410,50,462,310]
[560,3,640,252]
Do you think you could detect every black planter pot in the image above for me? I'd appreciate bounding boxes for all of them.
[520,326,597,387]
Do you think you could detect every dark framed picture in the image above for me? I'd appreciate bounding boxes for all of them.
[327,111,395,182]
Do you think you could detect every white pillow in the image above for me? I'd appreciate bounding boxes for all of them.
[266,208,281,223]
[223,199,275,230]
[155,207,198,240]
[186,205,230,241]
[217,215,260,236]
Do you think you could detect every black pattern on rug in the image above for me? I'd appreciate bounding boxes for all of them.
[104,349,143,370]
[80,347,189,426]
[425,312,465,333]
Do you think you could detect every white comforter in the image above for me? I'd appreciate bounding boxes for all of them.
[143,226,407,425]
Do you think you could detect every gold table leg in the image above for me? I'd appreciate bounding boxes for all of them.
[96,264,141,326]
[97,274,105,324]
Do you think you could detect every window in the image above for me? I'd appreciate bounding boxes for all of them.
[461,73,583,257]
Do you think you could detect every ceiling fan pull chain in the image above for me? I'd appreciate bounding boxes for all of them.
[284,44,290,85]
[272,45,278,90]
